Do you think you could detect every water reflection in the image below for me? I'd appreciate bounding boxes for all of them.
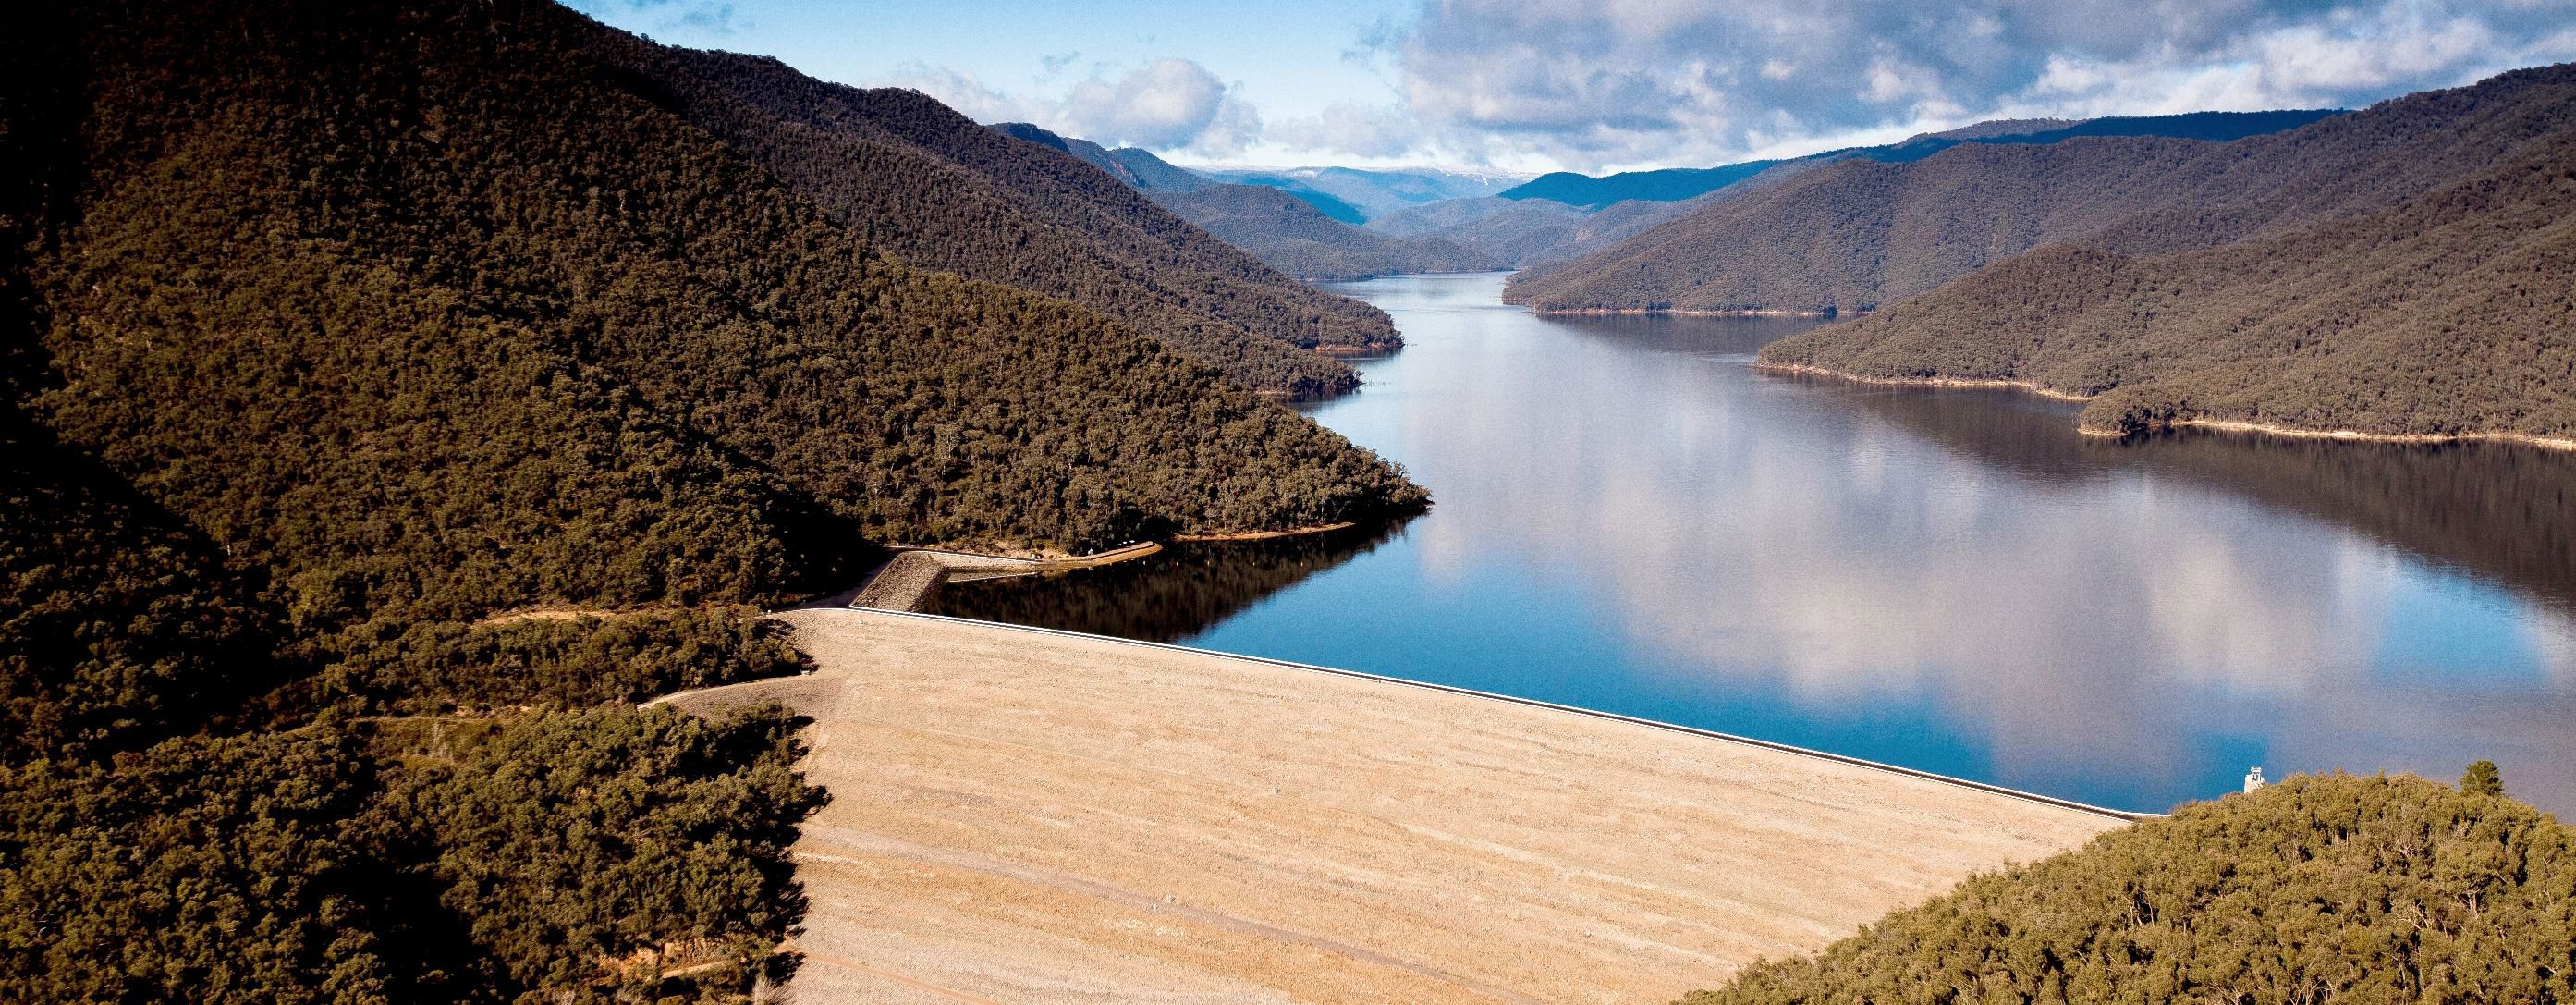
[939,273,2576,815]
[1810,377,2576,616]
[919,522,1407,641]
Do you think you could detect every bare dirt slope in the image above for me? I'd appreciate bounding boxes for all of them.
[664,610,2119,1004]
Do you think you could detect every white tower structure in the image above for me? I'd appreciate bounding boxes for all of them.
[2243,766,2266,793]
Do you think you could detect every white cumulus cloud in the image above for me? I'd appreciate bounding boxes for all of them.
[886,57,1261,156]
[1385,0,2576,170]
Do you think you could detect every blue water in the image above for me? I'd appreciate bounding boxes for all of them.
[937,273,2576,815]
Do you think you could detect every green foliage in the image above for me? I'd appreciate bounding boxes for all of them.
[0,710,821,1005]
[0,730,394,1005]
[0,0,1425,998]
[0,0,1419,998]
[2465,760,2506,797]
[315,607,809,714]
[618,42,1394,397]
[0,416,289,761]
[1682,773,2576,1005]
[16,0,1424,649]
[366,706,824,1001]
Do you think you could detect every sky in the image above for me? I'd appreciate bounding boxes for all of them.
[572,0,2576,174]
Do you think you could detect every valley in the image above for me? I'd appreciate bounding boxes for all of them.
[6,2,2574,1003]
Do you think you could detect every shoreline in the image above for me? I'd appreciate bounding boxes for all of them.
[2100,417,2576,453]
[1753,362,2095,401]
[1760,362,2576,451]
[1170,521,1359,542]
[656,608,2129,1004]
[849,521,1389,611]
[1313,340,1404,358]
[1526,305,1851,318]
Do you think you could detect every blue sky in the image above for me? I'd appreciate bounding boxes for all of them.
[574,0,2576,174]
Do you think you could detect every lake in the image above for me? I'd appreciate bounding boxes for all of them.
[932,272,2576,815]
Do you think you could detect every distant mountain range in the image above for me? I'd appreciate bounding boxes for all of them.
[1147,185,1496,282]
[1502,80,2548,314]
[1501,110,2341,210]
[1199,165,1526,221]
[1377,110,2344,272]
[995,125,1504,281]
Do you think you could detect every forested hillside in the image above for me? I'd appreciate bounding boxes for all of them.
[0,0,1422,999]
[1509,68,2570,313]
[614,45,1397,398]
[1150,184,1498,281]
[1683,772,2576,1004]
[1758,71,2576,442]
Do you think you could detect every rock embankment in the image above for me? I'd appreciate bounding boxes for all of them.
[847,544,1162,611]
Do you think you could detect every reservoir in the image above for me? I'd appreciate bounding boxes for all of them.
[932,272,2576,815]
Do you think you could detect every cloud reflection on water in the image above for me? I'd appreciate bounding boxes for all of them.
[943,272,2576,814]
[1337,274,2576,811]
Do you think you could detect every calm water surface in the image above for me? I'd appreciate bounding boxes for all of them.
[934,273,2576,815]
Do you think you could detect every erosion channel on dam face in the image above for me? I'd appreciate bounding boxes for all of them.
[931,271,2576,816]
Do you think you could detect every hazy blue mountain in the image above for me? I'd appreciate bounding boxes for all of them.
[1378,195,1707,268]
[1226,166,1526,217]
[1364,196,1530,239]
[1194,173,1373,223]
[987,125,1497,279]
[1198,165,1529,222]
[1499,161,1784,208]
[1149,184,1498,280]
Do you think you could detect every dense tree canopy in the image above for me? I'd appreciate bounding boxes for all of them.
[620,43,1394,398]
[0,0,1422,999]
[1686,773,2576,1005]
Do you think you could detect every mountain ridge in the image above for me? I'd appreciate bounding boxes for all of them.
[620,50,1397,397]
[1147,183,1499,281]
[992,124,1502,281]
[1756,98,2576,442]
[1507,69,2564,313]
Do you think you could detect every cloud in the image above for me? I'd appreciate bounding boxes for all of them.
[1388,0,2576,169]
[888,57,1262,156]
[1268,102,1428,159]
